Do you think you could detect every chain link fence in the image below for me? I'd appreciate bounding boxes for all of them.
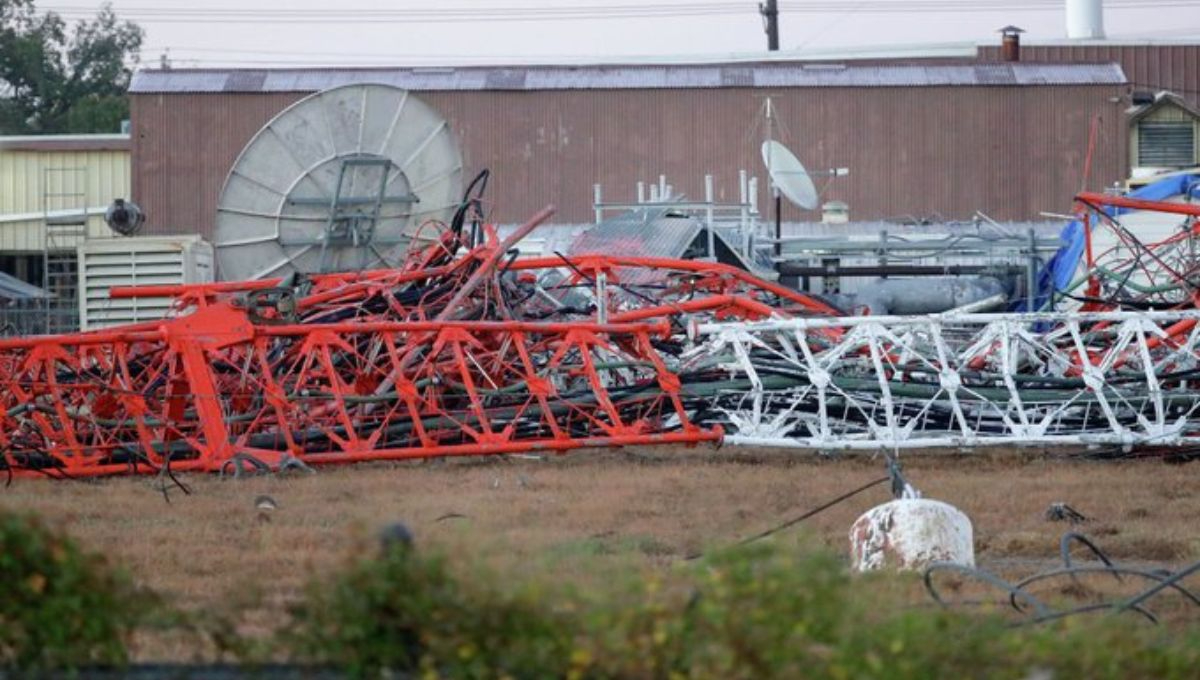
[0,300,79,337]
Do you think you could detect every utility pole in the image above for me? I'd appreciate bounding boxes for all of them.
[760,0,779,51]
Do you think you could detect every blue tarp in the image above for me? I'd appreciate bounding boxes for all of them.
[1023,172,1200,311]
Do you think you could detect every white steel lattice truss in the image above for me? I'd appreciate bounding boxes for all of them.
[689,311,1200,451]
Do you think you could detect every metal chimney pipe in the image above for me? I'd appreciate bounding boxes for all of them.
[1066,0,1105,39]
[999,26,1024,61]
[1002,35,1018,62]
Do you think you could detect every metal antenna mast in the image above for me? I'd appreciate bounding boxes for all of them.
[765,98,783,260]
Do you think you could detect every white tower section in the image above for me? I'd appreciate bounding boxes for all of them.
[1066,0,1105,40]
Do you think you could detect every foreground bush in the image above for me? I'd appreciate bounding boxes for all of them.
[286,544,573,678]
[286,540,1200,679]
[0,511,147,671]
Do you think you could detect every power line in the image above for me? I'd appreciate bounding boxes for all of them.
[43,10,750,25]
[37,0,1200,25]
[141,46,631,65]
[42,0,1199,10]
[42,2,756,23]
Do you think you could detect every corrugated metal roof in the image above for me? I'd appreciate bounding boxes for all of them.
[0,271,49,301]
[978,43,1200,110]
[570,209,703,263]
[130,62,1126,94]
[0,133,130,152]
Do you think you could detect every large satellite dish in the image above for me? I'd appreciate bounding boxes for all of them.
[215,83,463,281]
[761,140,819,210]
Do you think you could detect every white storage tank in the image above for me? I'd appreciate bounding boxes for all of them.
[1066,0,1105,39]
[76,235,214,330]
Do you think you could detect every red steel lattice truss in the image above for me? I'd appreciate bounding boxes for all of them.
[0,207,837,479]
[9,193,1194,479]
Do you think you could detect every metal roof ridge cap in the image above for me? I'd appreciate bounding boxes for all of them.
[131,61,1127,73]
[129,62,1130,93]
[0,133,130,141]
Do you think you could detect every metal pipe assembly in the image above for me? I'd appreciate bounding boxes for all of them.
[3,192,1200,480]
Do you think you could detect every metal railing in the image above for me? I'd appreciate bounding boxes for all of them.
[0,300,79,336]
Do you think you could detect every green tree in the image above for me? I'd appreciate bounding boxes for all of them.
[0,0,142,134]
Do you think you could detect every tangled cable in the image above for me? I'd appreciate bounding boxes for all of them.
[924,532,1200,625]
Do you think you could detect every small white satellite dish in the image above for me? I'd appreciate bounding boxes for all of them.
[761,140,819,210]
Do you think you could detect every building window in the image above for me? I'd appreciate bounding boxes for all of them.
[1138,121,1195,167]
[0,254,44,287]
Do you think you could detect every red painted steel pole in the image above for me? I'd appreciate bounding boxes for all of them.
[1076,192,1200,218]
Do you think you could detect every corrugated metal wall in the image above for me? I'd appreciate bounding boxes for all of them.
[0,149,131,252]
[131,83,1126,238]
[132,92,301,241]
[979,44,1200,107]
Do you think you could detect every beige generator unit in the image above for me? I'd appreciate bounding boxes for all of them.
[77,236,214,330]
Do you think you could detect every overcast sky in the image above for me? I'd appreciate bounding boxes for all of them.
[35,0,1200,67]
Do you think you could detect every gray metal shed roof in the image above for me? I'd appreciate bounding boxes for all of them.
[0,133,129,152]
[130,62,1126,94]
[568,208,765,281]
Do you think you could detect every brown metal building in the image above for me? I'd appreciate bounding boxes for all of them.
[130,61,1130,237]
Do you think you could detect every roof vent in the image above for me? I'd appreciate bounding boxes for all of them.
[821,201,849,224]
[1131,90,1156,106]
[998,26,1024,62]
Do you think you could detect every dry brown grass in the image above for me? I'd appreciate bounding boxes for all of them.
[1,446,1197,660]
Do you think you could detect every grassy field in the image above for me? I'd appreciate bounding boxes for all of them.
[2,446,1198,663]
